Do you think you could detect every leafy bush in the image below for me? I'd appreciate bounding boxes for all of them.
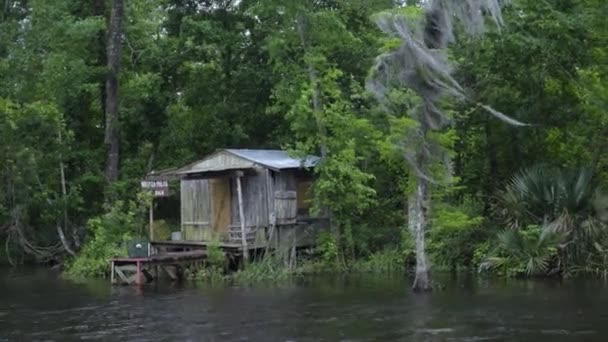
[151,219,174,241]
[480,225,563,277]
[316,231,339,267]
[428,197,486,269]
[66,194,150,278]
[191,238,225,282]
[206,238,225,270]
[472,242,491,268]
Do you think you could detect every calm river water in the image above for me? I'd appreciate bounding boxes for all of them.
[1,268,607,341]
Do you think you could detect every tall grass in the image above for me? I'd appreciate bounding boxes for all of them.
[350,248,405,273]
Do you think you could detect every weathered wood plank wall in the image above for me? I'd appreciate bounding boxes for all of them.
[230,169,268,228]
[181,179,211,240]
[210,178,231,235]
[273,171,296,193]
[274,190,297,224]
[178,168,322,247]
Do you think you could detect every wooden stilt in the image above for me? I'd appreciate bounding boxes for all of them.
[163,265,178,280]
[149,203,154,241]
[111,261,116,284]
[115,266,130,284]
[291,228,297,269]
[136,260,142,285]
[235,173,249,262]
[264,168,275,253]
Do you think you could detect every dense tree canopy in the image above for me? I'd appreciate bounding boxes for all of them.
[0,0,606,281]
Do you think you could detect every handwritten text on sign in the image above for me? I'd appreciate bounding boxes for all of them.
[141,180,170,197]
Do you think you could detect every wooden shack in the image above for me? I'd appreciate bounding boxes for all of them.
[148,149,327,253]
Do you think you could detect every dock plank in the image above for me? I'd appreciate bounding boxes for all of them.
[112,250,207,264]
[150,240,268,251]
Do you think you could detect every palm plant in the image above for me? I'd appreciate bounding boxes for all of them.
[481,226,563,276]
[493,165,608,274]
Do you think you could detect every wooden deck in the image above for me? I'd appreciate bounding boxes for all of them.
[110,236,317,285]
[111,250,208,285]
[150,240,266,253]
[110,240,270,285]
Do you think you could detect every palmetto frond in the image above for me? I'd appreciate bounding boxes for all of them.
[498,166,597,226]
[496,166,608,270]
[491,227,563,276]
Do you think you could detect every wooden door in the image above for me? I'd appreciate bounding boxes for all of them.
[181,179,210,241]
[210,178,231,236]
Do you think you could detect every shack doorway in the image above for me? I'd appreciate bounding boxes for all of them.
[210,177,231,237]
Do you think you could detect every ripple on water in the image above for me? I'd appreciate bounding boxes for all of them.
[3,272,608,341]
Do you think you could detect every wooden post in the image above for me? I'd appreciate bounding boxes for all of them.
[110,261,115,284]
[136,260,142,285]
[149,201,154,241]
[290,226,297,269]
[235,173,249,262]
[265,169,275,254]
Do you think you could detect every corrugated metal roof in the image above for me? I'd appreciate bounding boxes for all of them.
[226,149,319,170]
[173,149,319,175]
[180,151,255,174]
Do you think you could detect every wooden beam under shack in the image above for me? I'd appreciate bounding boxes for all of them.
[235,172,249,262]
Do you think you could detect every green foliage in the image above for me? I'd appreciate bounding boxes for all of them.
[66,194,150,278]
[187,239,227,282]
[350,248,404,273]
[481,226,563,277]
[190,238,227,282]
[316,231,340,268]
[285,57,378,260]
[496,165,608,272]
[429,197,486,269]
[206,239,225,270]
[150,219,173,241]
[1,0,607,283]
[497,166,596,226]
[0,98,76,259]
[472,242,491,269]
[230,255,292,284]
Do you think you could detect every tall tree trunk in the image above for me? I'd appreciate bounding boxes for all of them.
[58,130,76,256]
[410,118,432,291]
[104,0,123,183]
[94,0,107,117]
[409,175,431,291]
[483,118,498,213]
[296,11,337,252]
[296,12,328,159]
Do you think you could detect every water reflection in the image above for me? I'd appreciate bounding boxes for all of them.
[1,268,607,341]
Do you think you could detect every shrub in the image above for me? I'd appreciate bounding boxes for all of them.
[316,230,339,267]
[428,197,486,269]
[66,193,150,278]
[191,238,225,282]
[480,225,563,277]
